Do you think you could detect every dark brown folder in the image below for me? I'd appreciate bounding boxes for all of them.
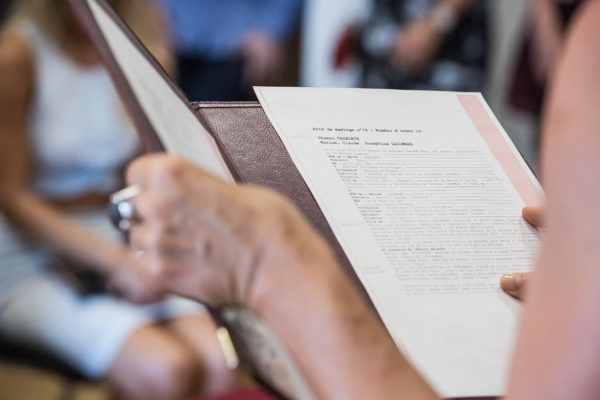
[67,1,492,398]
[191,102,365,297]
[192,101,486,400]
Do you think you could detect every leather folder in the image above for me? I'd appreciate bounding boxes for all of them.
[67,1,492,398]
[192,101,368,301]
[193,102,487,400]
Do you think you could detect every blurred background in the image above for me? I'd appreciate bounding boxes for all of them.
[0,0,578,399]
[0,0,543,168]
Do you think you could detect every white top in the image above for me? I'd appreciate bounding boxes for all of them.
[0,21,141,304]
[21,20,140,199]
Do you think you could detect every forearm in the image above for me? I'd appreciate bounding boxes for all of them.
[426,0,475,34]
[256,239,437,400]
[436,0,476,16]
[506,3,600,398]
[0,189,129,274]
[124,157,436,398]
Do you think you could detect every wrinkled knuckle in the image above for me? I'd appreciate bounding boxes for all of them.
[138,194,172,223]
[146,254,169,281]
[246,185,289,211]
[260,204,298,244]
[269,198,297,230]
[149,267,168,288]
[124,161,140,185]
[129,226,150,252]
[156,156,188,181]
[147,228,170,253]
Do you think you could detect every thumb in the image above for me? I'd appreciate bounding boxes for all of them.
[500,272,531,300]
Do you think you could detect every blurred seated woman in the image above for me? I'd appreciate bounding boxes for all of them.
[0,1,237,398]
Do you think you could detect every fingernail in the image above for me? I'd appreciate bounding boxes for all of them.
[500,274,522,291]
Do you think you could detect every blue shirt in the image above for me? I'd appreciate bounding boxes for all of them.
[159,0,303,59]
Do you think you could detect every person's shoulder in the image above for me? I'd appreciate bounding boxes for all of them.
[0,32,34,101]
[0,32,33,78]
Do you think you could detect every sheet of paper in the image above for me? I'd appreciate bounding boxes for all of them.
[256,87,542,398]
[87,0,232,182]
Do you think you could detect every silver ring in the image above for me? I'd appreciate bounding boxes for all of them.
[108,185,141,231]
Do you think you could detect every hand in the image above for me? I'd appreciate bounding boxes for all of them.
[522,205,545,229]
[106,250,166,304]
[126,155,439,400]
[125,155,336,312]
[238,30,284,87]
[500,206,545,300]
[389,17,444,74]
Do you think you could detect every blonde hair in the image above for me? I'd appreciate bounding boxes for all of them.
[3,0,173,71]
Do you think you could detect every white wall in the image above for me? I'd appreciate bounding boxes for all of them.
[301,0,369,87]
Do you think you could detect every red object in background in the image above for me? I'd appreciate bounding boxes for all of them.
[197,388,278,400]
[333,24,359,70]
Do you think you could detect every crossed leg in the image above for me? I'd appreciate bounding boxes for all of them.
[106,313,246,399]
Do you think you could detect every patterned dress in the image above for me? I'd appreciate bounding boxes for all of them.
[359,0,488,92]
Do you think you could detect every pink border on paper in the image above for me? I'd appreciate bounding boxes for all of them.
[457,94,542,206]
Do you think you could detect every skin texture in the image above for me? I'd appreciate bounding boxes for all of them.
[0,2,237,398]
[500,206,543,300]
[126,155,439,400]
[125,3,600,397]
[505,2,600,399]
[119,2,600,398]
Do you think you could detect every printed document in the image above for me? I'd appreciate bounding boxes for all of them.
[256,87,542,397]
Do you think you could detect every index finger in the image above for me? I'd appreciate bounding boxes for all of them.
[127,154,230,193]
[126,154,174,190]
[500,272,531,301]
[522,206,545,229]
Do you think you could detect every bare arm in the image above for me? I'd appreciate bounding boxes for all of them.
[251,205,437,400]
[506,3,600,399]
[390,0,477,72]
[0,34,159,302]
[126,155,438,400]
[438,0,477,15]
